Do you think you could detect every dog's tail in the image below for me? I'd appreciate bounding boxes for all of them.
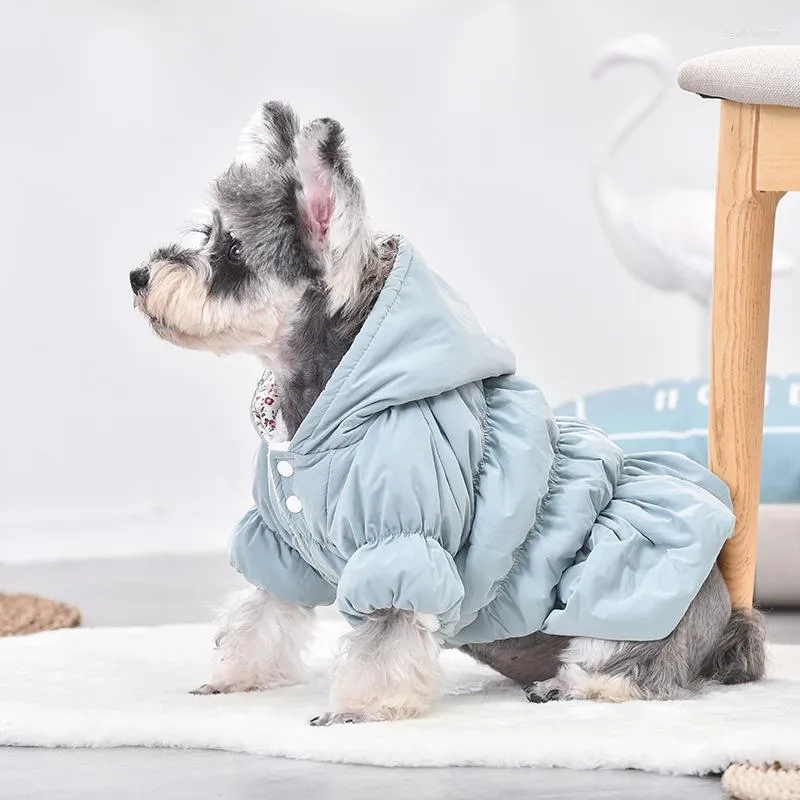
[701,607,767,685]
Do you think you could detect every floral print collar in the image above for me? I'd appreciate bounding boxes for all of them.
[251,370,288,442]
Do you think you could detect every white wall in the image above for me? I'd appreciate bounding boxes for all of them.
[2,0,800,559]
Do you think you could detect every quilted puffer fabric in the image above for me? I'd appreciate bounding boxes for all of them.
[229,238,734,646]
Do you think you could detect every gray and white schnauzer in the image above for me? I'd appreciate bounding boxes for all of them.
[131,102,766,726]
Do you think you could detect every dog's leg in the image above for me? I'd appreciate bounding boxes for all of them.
[523,653,646,703]
[191,587,313,695]
[525,565,738,703]
[309,609,441,726]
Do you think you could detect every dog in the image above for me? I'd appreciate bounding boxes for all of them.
[131,102,766,726]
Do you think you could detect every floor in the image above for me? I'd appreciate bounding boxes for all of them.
[1,554,798,800]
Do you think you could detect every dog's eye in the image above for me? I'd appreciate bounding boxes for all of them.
[228,243,243,262]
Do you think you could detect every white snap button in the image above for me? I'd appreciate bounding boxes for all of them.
[276,460,294,478]
[286,495,303,514]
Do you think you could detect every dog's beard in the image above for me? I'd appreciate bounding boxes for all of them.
[138,260,300,357]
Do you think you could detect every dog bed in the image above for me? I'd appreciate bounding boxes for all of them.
[555,376,800,605]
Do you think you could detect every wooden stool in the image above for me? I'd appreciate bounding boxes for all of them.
[679,46,800,608]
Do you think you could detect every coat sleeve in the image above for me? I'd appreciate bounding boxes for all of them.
[229,506,336,608]
[329,402,470,636]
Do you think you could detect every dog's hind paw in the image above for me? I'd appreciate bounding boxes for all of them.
[308,711,366,726]
[523,680,563,703]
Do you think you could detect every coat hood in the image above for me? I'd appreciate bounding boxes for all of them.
[289,237,517,454]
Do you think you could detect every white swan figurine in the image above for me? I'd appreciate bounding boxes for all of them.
[591,34,793,368]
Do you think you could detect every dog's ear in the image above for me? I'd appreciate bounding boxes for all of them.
[237,101,299,167]
[295,118,371,312]
[295,118,360,247]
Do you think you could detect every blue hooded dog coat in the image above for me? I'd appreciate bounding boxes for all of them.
[230,238,734,646]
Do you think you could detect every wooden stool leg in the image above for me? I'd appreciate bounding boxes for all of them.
[709,101,782,609]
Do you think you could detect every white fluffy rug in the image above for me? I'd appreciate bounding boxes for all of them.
[1,621,799,775]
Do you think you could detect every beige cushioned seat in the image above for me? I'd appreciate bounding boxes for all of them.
[678,45,800,107]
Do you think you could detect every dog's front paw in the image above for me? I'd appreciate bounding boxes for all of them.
[190,682,254,695]
[308,702,424,725]
[190,680,274,695]
[308,711,367,726]
[191,683,227,695]
[190,670,302,695]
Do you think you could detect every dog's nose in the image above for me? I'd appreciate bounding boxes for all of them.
[129,267,150,294]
